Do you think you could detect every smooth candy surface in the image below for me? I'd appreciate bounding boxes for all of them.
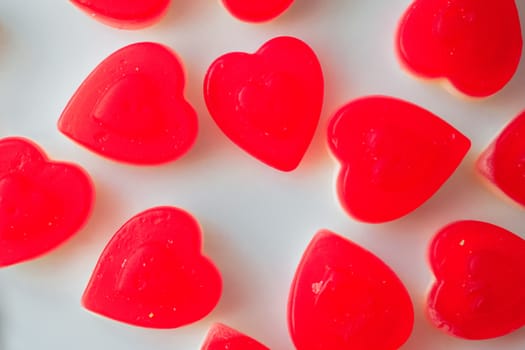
[70,0,170,29]
[221,0,294,22]
[82,206,222,328]
[428,220,525,339]
[288,230,414,350]
[477,110,525,207]
[204,36,324,171]
[0,137,93,267]
[327,96,470,223]
[58,42,197,165]
[201,323,269,350]
[396,0,522,97]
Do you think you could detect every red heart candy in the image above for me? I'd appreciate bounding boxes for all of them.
[0,137,94,267]
[396,0,522,97]
[477,110,525,207]
[428,220,525,339]
[58,42,198,165]
[82,206,222,328]
[288,230,414,350]
[204,36,324,171]
[201,323,269,350]
[221,0,294,22]
[69,0,170,29]
[327,96,470,223]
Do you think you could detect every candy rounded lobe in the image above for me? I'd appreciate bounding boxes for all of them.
[221,0,294,23]
[0,137,94,267]
[477,110,525,207]
[396,0,522,97]
[201,323,269,350]
[82,206,222,329]
[288,230,414,350]
[427,220,525,339]
[69,0,170,29]
[58,42,198,165]
[204,36,324,171]
[327,95,470,223]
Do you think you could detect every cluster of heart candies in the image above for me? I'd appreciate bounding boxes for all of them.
[2,1,525,349]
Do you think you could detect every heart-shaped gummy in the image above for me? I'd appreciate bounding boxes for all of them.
[327,96,470,223]
[221,0,294,22]
[58,42,197,165]
[82,206,221,328]
[396,0,522,97]
[428,220,525,339]
[288,230,414,350]
[204,36,324,171]
[477,110,525,207]
[0,137,93,267]
[201,323,269,350]
[70,0,170,29]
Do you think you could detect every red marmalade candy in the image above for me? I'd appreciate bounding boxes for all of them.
[221,0,294,22]
[204,36,324,172]
[58,42,197,165]
[82,206,222,328]
[201,323,269,350]
[70,0,170,29]
[396,0,522,97]
[288,230,414,350]
[327,96,470,223]
[0,137,93,267]
[428,220,525,339]
[477,110,525,207]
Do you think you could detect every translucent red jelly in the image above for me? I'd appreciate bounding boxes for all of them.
[0,137,93,267]
[82,206,222,329]
[201,323,269,350]
[327,96,470,223]
[70,0,170,29]
[477,110,525,207]
[396,0,522,97]
[204,36,324,171]
[428,220,525,339]
[288,230,414,350]
[221,0,294,22]
[58,42,197,165]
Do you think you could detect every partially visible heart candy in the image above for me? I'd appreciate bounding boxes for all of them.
[69,0,170,29]
[204,36,324,171]
[58,42,198,165]
[82,206,222,328]
[0,137,94,267]
[288,230,414,350]
[428,220,525,339]
[477,110,525,207]
[221,0,294,22]
[201,323,269,350]
[327,96,470,223]
[396,0,522,97]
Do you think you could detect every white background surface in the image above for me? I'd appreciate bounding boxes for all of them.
[0,0,525,349]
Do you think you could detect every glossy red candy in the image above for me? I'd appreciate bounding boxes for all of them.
[396,0,522,97]
[82,206,222,328]
[201,323,269,350]
[70,0,170,29]
[204,36,324,171]
[327,96,470,223]
[477,110,525,207]
[221,0,294,22]
[0,137,93,267]
[58,42,197,165]
[428,220,525,339]
[288,230,414,350]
